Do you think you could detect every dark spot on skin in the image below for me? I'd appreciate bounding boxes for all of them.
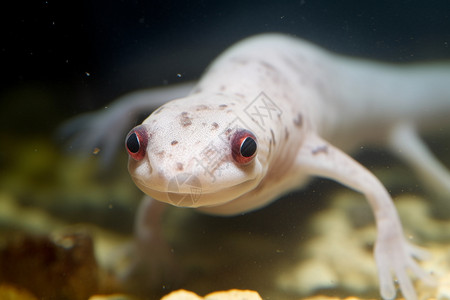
[285,127,289,141]
[192,87,203,94]
[202,122,207,127]
[180,111,192,127]
[312,145,328,155]
[196,104,209,111]
[260,60,276,71]
[220,85,226,92]
[293,113,303,128]
[296,54,306,63]
[176,162,184,171]
[231,57,248,65]
[225,128,232,136]
[219,104,227,109]
[270,129,276,146]
[282,56,297,70]
[157,151,165,159]
[211,122,219,130]
[234,93,245,98]
[153,107,164,115]
[171,140,178,146]
[315,80,324,91]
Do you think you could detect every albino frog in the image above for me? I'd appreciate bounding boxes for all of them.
[66,34,450,299]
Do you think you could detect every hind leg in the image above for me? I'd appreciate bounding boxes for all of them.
[388,122,450,217]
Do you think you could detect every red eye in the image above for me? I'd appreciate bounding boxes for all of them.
[125,125,148,161]
[231,129,257,165]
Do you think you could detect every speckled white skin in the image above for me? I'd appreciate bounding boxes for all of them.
[66,34,450,299]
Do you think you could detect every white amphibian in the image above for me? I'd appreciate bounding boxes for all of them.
[68,34,450,299]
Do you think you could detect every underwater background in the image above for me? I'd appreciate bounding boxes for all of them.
[1,1,450,299]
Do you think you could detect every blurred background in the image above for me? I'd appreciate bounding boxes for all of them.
[2,0,450,124]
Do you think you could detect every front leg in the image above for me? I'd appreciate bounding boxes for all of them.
[58,82,196,165]
[123,196,181,292]
[296,133,434,300]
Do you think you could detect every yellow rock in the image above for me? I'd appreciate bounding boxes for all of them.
[160,290,202,300]
[88,294,140,300]
[204,289,262,300]
[160,289,262,300]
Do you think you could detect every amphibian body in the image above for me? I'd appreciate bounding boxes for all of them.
[69,34,450,299]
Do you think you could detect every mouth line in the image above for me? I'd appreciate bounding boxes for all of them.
[132,175,256,195]
[131,172,262,209]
